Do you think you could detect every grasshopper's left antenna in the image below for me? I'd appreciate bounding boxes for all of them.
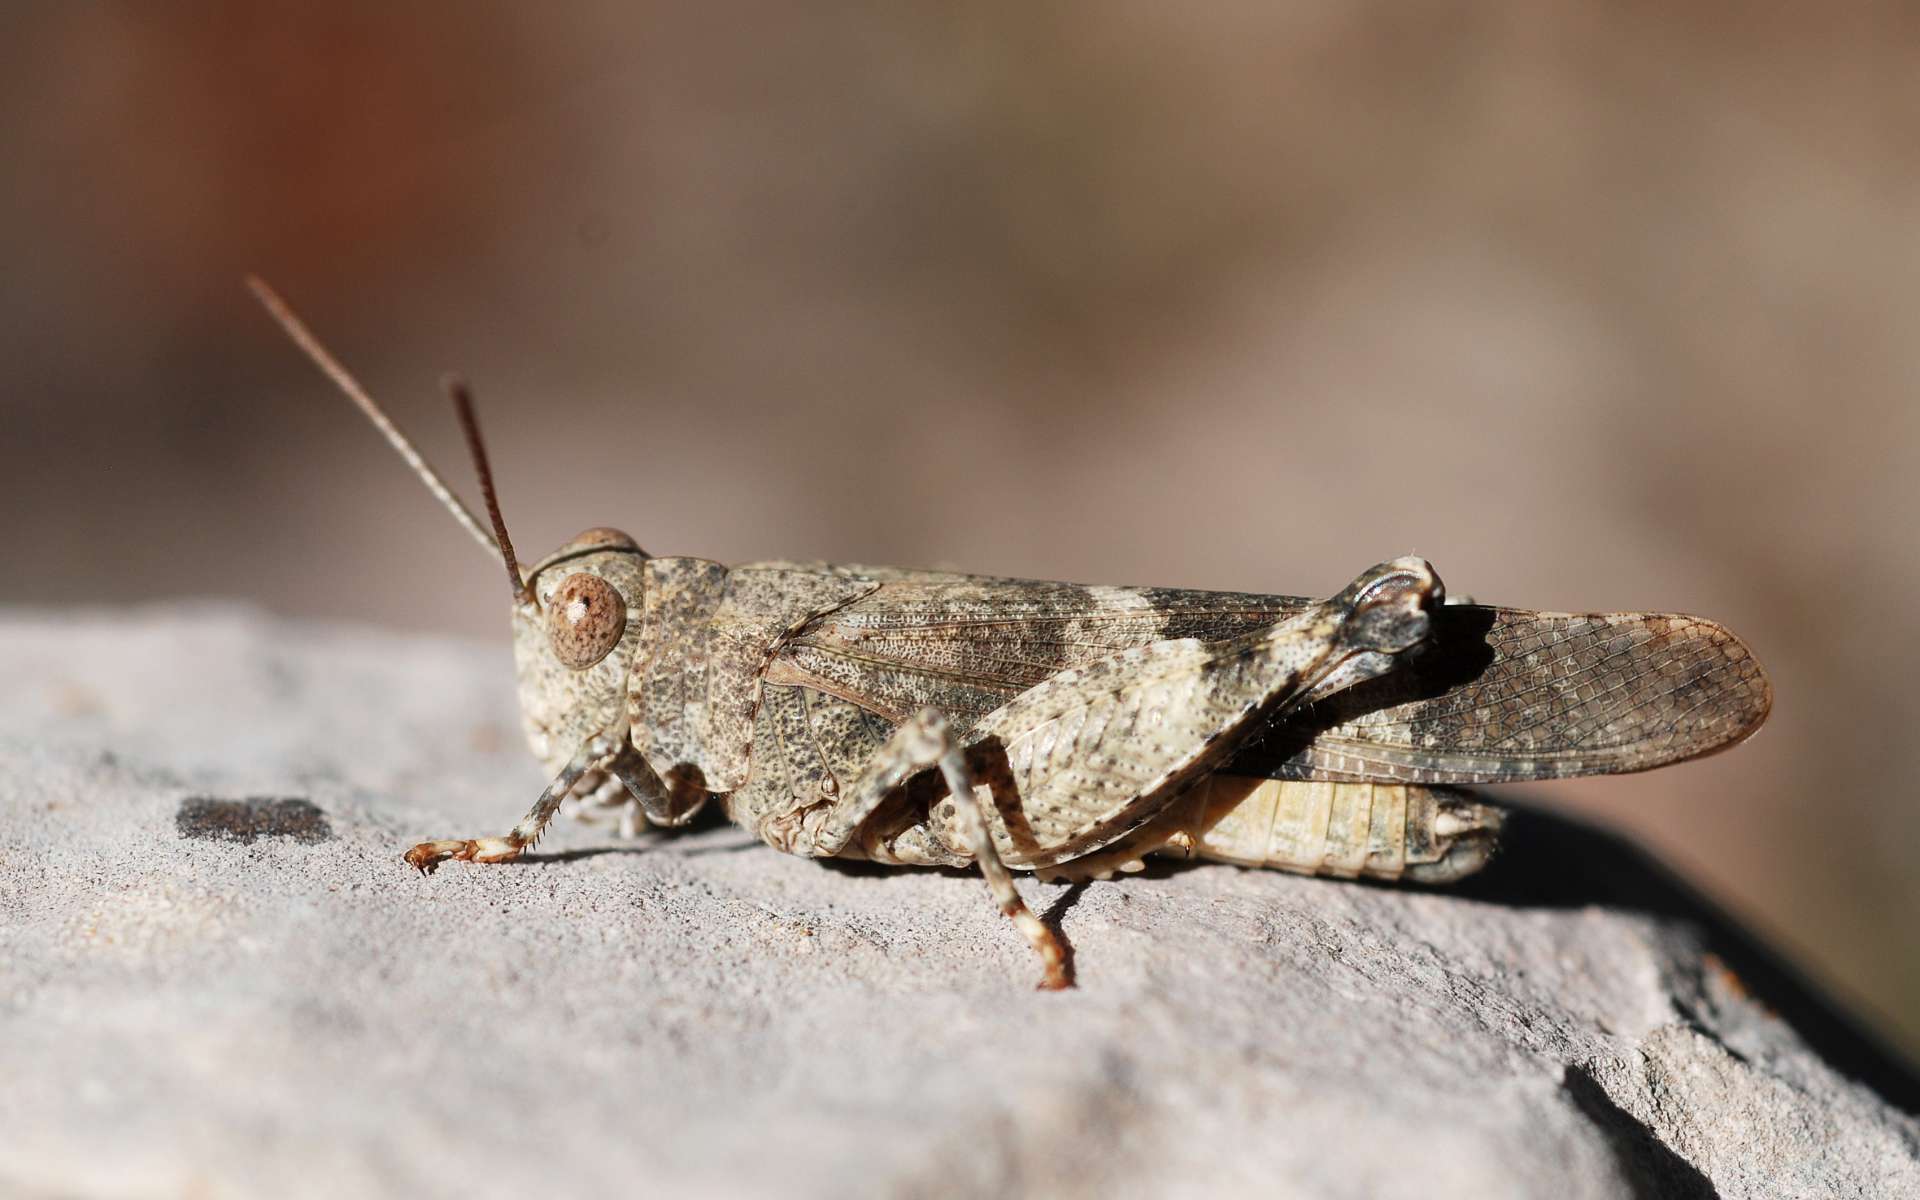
[446,375,533,607]
[245,276,506,567]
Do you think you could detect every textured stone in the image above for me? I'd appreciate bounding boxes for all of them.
[1,606,1914,1199]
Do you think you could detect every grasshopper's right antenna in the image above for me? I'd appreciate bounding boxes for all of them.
[446,375,533,607]
[245,276,506,566]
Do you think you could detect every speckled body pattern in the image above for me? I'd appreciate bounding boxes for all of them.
[711,559,1765,878]
[247,280,1774,987]
[431,534,1773,986]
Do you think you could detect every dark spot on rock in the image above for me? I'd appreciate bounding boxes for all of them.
[176,796,332,844]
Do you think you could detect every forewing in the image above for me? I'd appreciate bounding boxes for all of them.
[777,571,1771,785]
[772,574,1301,723]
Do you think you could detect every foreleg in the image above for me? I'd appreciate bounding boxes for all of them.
[404,731,621,873]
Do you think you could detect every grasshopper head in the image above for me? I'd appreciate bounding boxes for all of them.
[511,528,650,772]
[245,280,655,775]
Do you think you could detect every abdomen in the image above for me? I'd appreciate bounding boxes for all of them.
[1154,775,1503,884]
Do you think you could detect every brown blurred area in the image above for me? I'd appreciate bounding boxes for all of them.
[4,4,1917,1053]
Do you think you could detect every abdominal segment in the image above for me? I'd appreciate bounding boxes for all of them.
[1155,776,1503,884]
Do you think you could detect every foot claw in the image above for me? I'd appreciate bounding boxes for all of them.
[403,839,477,874]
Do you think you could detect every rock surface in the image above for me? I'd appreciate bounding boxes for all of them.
[2,606,1915,1199]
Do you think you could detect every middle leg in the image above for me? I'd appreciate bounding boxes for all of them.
[806,707,1071,990]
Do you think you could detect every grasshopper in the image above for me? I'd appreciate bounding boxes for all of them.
[249,280,1773,990]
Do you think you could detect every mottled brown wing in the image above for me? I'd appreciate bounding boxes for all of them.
[771,576,1296,720]
[1232,604,1773,784]
[772,570,1772,785]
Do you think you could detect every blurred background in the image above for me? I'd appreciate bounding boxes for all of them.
[4,4,1916,1056]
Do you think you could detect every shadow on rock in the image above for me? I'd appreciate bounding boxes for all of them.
[1562,1063,1720,1200]
[1457,799,1920,1117]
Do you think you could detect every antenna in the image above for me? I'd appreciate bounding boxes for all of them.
[446,375,533,606]
[245,276,504,565]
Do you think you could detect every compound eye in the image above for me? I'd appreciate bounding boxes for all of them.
[546,573,627,670]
